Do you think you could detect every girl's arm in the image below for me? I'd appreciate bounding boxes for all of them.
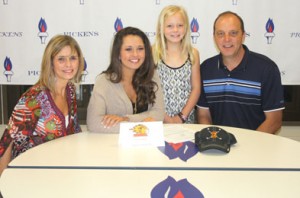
[180,48,201,119]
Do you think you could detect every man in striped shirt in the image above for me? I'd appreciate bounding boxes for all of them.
[197,11,284,134]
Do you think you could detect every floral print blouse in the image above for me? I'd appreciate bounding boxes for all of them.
[0,82,81,159]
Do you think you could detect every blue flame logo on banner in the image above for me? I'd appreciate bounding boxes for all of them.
[38,18,48,44]
[81,58,88,82]
[3,0,8,5]
[3,57,14,82]
[264,18,275,44]
[79,0,84,5]
[190,18,200,44]
[114,18,123,32]
[155,0,160,5]
[232,0,238,5]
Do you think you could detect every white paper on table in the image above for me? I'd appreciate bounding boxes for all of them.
[119,121,165,147]
[163,125,195,143]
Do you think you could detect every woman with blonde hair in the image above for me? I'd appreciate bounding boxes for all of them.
[0,35,84,176]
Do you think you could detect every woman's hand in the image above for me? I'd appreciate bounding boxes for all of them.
[101,115,129,128]
[143,117,155,122]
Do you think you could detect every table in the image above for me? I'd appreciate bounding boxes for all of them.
[1,124,300,197]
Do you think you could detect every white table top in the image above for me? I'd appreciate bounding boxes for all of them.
[6,124,300,170]
[1,124,300,198]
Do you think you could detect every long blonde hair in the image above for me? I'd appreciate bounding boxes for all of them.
[38,35,84,93]
[152,5,194,65]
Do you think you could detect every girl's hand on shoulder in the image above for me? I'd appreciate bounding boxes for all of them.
[102,115,129,128]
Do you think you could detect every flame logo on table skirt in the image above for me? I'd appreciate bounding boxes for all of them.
[151,176,204,198]
[158,141,198,162]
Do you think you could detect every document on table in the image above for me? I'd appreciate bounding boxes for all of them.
[163,125,195,143]
[119,121,165,147]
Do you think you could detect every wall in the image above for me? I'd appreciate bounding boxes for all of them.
[1,0,300,85]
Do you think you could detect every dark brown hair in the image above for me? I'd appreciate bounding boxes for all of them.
[104,26,157,106]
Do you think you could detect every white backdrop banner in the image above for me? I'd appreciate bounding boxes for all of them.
[0,0,299,85]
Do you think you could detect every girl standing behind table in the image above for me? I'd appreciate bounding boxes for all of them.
[0,35,84,176]
[87,27,164,133]
[152,5,201,124]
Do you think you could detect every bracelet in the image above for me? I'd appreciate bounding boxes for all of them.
[178,112,187,123]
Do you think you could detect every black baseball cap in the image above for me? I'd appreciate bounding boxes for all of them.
[195,126,237,153]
